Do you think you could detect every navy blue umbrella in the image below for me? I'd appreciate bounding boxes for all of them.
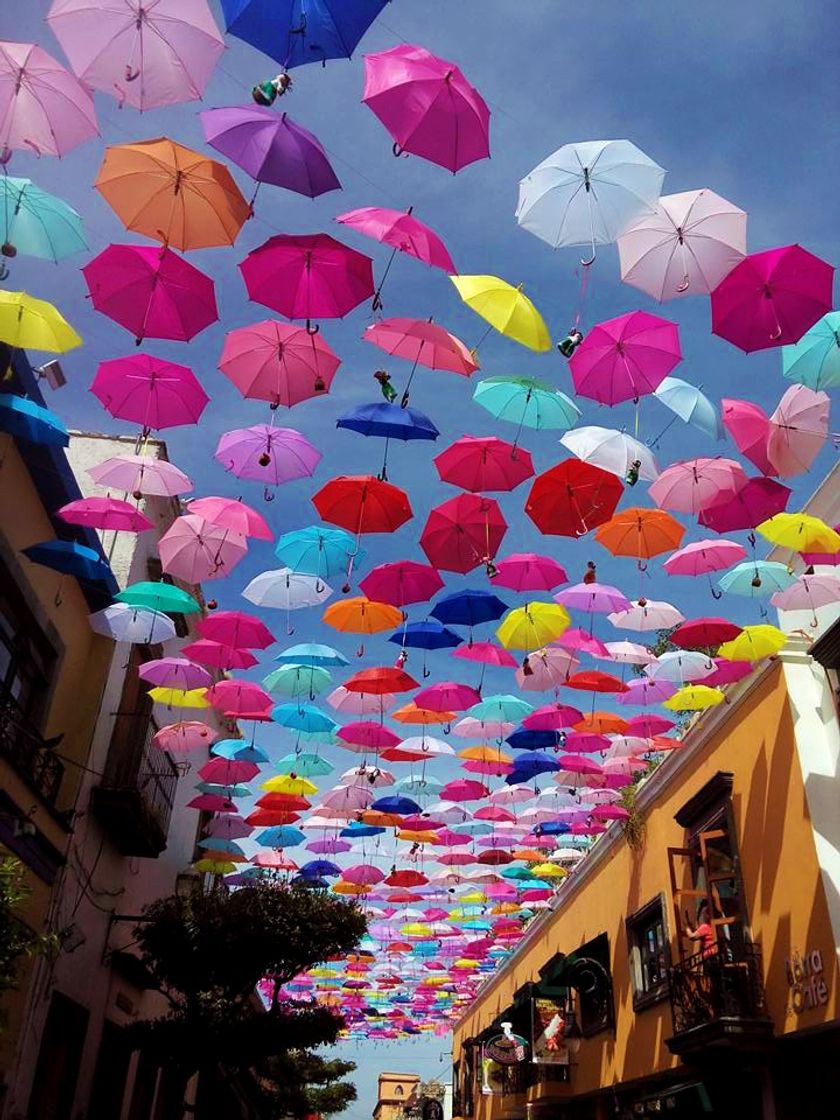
[506,728,563,751]
[370,795,422,815]
[507,751,560,777]
[293,874,329,888]
[430,588,508,628]
[299,859,341,877]
[388,620,463,650]
[337,401,439,480]
[22,539,111,582]
[0,393,69,446]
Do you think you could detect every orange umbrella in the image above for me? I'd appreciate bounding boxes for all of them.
[324,597,403,634]
[594,506,685,560]
[333,881,371,895]
[573,711,630,735]
[397,829,439,844]
[392,702,454,726]
[95,137,250,251]
[512,848,545,862]
[360,810,403,827]
[458,745,511,763]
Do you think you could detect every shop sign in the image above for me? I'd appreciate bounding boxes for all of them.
[483,1024,528,1064]
[785,948,829,1013]
[531,997,570,1065]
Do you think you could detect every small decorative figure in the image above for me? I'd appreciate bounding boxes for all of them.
[583,561,597,585]
[625,459,641,486]
[557,328,584,358]
[252,72,293,106]
[374,369,398,403]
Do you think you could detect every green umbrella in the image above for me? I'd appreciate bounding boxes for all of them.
[782,311,840,390]
[116,581,201,614]
[262,664,333,698]
[0,177,87,268]
[277,752,334,777]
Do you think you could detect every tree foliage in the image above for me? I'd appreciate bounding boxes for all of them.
[0,857,56,1008]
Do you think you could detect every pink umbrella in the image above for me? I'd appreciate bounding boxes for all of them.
[711,245,834,353]
[608,599,685,632]
[614,678,676,707]
[336,722,401,751]
[434,436,534,493]
[563,732,610,754]
[158,515,248,583]
[438,852,474,866]
[58,497,153,532]
[649,457,747,515]
[0,41,98,159]
[88,454,193,498]
[490,553,568,593]
[186,793,237,813]
[569,311,682,405]
[214,424,322,491]
[698,476,791,533]
[663,538,747,576]
[187,497,272,541]
[199,757,259,784]
[556,628,609,658]
[197,613,274,650]
[362,45,490,173]
[453,716,514,739]
[181,640,258,671]
[440,779,490,802]
[139,657,211,690]
[204,816,252,840]
[556,755,604,776]
[90,354,210,430]
[153,720,216,751]
[205,680,272,716]
[704,659,753,686]
[767,385,830,477]
[554,582,632,615]
[307,838,352,854]
[601,641,653,667]
[239,233,374,327]
[522,703,584,731]
[771,573,840,615]
[516,647,579,692]
[326,686,398,715]
[360,561,444,607]
[83,244,218,344]
[414,682,482,712]
[363,318,478,376]
[344,864,386,886]
[721,399,776,475]
[626,714,675,737]
[451,642,518,669]
[219,320,342,407]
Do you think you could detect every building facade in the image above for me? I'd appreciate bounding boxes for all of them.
[374,1073,422,1120]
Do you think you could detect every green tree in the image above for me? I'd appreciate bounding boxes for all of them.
[0,856,57,1023]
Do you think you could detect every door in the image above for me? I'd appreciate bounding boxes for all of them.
[667,846,706,962]
[27,992,89,1120]
[88,1019,133,1120]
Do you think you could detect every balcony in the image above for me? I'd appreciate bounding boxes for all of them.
[91,711,178,857]
[0,685,65,807]
[666,942,774,1059]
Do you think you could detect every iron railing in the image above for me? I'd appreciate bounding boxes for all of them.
[101,710,178,832]
[0,684,64,805]
[668,941,768,1035]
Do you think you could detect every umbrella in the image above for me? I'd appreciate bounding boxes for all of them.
[718,561,796,598]
[721,398,775,475]
[473,378,580,451]
[414,682,481,714]
[431,589,508,630]
[275,526,366,583]
[0,291,81,353]
[523,704,584,731]
[617,188,746,299]
[452,642,517,671]
[0,177,86,265]
[663,539,746,577]
[756,512,840,555]
[323,597,403,637]
[595,508,684,561]
[48,0,224,111]
[96,138,249,252]
[158,515,248,583]
[514,648,578,692]
[116,581,200,613]
[90,354,209,431]
[58,497,152,533]
[772,574,840,618]
[215,425,321,493]
[220,0,388,68]
[490,554,568,593]
[434,436,534,492]
[711,245,834,353]
[608,599,685,631]
[337,403,439,478]
[188,497,272,542]
[450,276,551,353]
[336,723,400,751]
[242,568,332,610]
[0,41,97,160]
[671,619,743,649]
[516,139,664,262]
[89,604,176,644]
[359,561,443,608]
[182,641,258,671]
[343,667,418,695]
[205,680,272,716]
[363,318,477,382]
[240,233,374,327]
[88,454,192,498]
[220,320,342,409]
[276,643,348,668]
[363,45,490,173]
[569,311,682,405]
[497,603,570,650]
[83,244,217,344]
[313,476,412,542]
[420,494,507,574]
[22,540,110,583]
[201,106,340,198]
[767,386,830,477]
[613,677,675,707]
[526,460,623,537]
[388,620,462,651]
[645,651,715,683]
[663,685,725,712]
[782,311,840,391]
[699,476,791,533]
[198,611,274,649]
[602,640,653,666]
[560,426,659,482]
[649,457,747,515]
[264,664,332,698]
[652,377,723,442]
[0,395,68,446]
[273,702,337,734]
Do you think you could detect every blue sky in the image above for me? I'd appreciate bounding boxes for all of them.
[6,0,840,1113]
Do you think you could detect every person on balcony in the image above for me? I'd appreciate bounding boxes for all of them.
[685,902,718,959]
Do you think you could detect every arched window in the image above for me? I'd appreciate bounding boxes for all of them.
[395,1086,404,1097]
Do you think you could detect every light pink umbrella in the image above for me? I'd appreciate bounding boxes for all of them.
[197,612,275,650]
[327,686,398,715]
[88,454,193,498]
[771,574,840,617]
[219,320,342,407]
[363,317,478,376]
[90,354,210,431]
[601,641,654,667]
[516,647,579,692]
[187,496,272,541]
[158,514,248,583]
[554,582,632,615]
[58,496,153,532]
[337,205,455,273]
[153,720,216,751]
[362,45,490,173]
[767,386,830,476]
[205,679,272,716]
[522,703,584,731]
[181,640,258,671]
[698,476,791,533]
[139,657,211,690]
[649,457,747,515]
[569,311,682,405]
[320,786,375,812]
[609,600,685,632]
[452,716,514,739]
[414,682,482,712]
[663,538,747,576]
[721,399,775,475]
[490,553,568,592]
[614,677,676,706]
[0,40,98,159]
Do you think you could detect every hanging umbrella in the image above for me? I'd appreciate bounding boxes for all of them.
[89,604,176,644]
[188,497,272,542]
[90,354,209,431]
[602,640,653,666]
[0,394,68,446]
[337,403,439,478]
[414,682,481,714]
[0,41,97,160]
[264,664,332,698]
[276,643,348,668]
[363,45,490,173]
[617,188,746,299]
[58,497,153,533]
[699,476,791,533]
[595,508,684,561]
[756,512,840,555]
[273,702,336,734]
[653,377,723,442]
[198,611,274,649]
[663,685,725,712]
[0,177,86,266]
[514,648,578,692]
[450,276,551,352]
[22,540,110,583]
[434,436,534,493]
[363,318,477,379]
[219,320,341,407]
[608,599,685,631]
[497,603,570,650]
[711,245,834,353]
[275,526,366,583]
[116,581,200,614]
[0,291,81,353]
[158,514,248,583]
[451,642,518,670]
[718,561,796,599]
[771,574,840,618]
[83,244,217,344]
[88,454,192,498]
[526,460,623,538]
[782,311,840,391]
[767,386,830,477]
[431,589,508,629]
[359,561,443,608]
[323,597,403,638]
[473,378,580,450]
[201,106,339,198]
[569,311,682,405]
[336,723,400,751]
[242,568,332,610]
[343,667,418,695]
[560,426,659,482]
[721,398,775,475]
[205,680,273,716]
[215,425,321,492]
[671,618,742,649]
[645,651,715,683]
[182,641,258,671]
[313,476,412,541]
[649,457,747,515]
[219,0,387,68]
[420,494,507,574]
[48,0,224,111]
[663,538,746,577]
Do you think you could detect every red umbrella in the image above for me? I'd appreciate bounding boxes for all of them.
[434,435,534,492]
[564,670,629,694]
[671,618,742,649]
[526,459,623,537]
[313,475,413,535]
[359,560,443,607]
[343,667,419,694]
[699,476,791,532]
[385,869,428,887]
[420,494,507,574]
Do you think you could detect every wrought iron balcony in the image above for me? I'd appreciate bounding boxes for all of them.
[0,684,65,807]
[666,941,774,1058]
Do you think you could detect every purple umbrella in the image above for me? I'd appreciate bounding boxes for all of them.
[138,657,212,690]
[215,424,322,497]
[615,677,676,707]
[200,106,341,199]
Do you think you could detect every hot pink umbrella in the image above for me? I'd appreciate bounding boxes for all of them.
[569,311,682,405]
[139,657,211,690]
[767,385,830,477]
[362,45,490,173]
[187,497,272,541]
[153,720,216,751]
[219,320,341,407]
[360,561,443,607]
[181,640,258,671]
[239,233,374,327]
[343,864,386,886]
[434,436,534,492]
[698,476,791,532]
[187,793,237,813]
[522,703,584,731]
[83,244,218,344]
[451,641,518,671]
[197,612,274,650]
[0,40,98,159]
[490,553,568,592]
[158,514,248,583]
[556,628,609,658]
[336,722,401,750]
[58,496,153,532]
[556,754,604,776]
[648,457,747,515]
[199,757,259,784]
[88,454,193,498]
[440,779,490,802]
[563,732,610,755]
[663,538,747,576]
[704,659,753,686]
[711,245,834,353]
[721,399,775,475]
[626,714,675,737]
[205,679,272,716]
[90,354,210,430]
[364,317,478,375]
[414,682,482,712]
[214,424,322,490]
[336,206,455,280]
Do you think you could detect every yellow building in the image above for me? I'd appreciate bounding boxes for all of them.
[374,1073,422,1120]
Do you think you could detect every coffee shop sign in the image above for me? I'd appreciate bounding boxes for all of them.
[785,948,829,1013]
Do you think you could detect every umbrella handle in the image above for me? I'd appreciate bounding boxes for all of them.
[306,320,320,335]
[580,249,596,267]
[357,643,365,657]
[710,587,723,600]
[392,143,409,159]
[0,262,8,281]
[676,276,690,293]
[263,487,275,502]
[125,65,140,82]
[769,325,782,341]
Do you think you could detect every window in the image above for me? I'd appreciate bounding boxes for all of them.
[0,563,57,726]
[627,896,670,1010]
[566,933,613,1037]
[395,1086,404,1097]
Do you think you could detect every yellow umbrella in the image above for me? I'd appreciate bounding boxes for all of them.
[497,601,571,649]
[449,274,552,353]
[458,892,487,905]
[309,967,341,978]
[717,624,787,662]
[453,958,480,969]
[148,686,208,709]
[663,684,725,711]
[756,512,840,554]
[193,858,236,875]
[0,290,82,352]
[530,862,565,879]
[400,922,432,936]
[260,774,319,795]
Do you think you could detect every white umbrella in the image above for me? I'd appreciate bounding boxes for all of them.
[242,568,332,609]
[644,650,715,683]
[653,377,724,441]
[608,599,685,631]
[516,139,665,261]
[601,640,654,666]
[560,425,660,481]
[617,188,746,300]
[393,736,454,759]
[89,603,176,644]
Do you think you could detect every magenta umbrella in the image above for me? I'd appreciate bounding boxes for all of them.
[359,560,443,607]
[214,424,322,493]
[363,45,490,173]
[490,553,568,592]
[239,233,374,328]
[158,514,248,583]
[90,354,210,431]
[522,703,583,731]
[721,398,775,475]
[336,722,401,751]
[199,757,259,784]
[569,311,682,405]
[138,657,212,690]
[451,642,517,669]
[698,476,791,533]
[711,245,834,353]
[180,640,258,671]
[219,320,341,407]
[197,611,275,650]
[82,244,218,344]
[649,457,747,515]
[187,497,272,541]
[767,386,830,477]
[556,628,609,657]
[58,496,153,532]
[205,679,272,716]
[704,659,754,686]
[414,682,482,712]
[0,41,98,160]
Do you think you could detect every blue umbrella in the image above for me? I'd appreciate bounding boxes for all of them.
[22,539,110,582]
[340,821,385,838]
[718,560,797,598]
[300,859,341,877]
[275,642,349,667]
[506,728,562,751]
[388,620,463,650]
[0,394,68,446]
[220,0,389,69]
[272,702,337,733]
[370,795,421,815]
[275,525,368,583]
[507,750,559,777]
[199,837,246,857]
[256,825,306,847]
[337,401,439,480]
[294,874,329,888]
[533,821,571,836]
[212,739,270,764]
[430,588,508,628]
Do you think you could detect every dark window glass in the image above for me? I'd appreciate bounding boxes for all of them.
[627,898,670,1009]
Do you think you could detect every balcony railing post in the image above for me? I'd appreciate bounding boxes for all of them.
[0,685,65,806]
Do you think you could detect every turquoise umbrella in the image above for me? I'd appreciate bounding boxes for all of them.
[0,394,69,446]
[196,782,251,798]
[473,376,580,433]
[263,664,333,698]
[468,694,534,722]
[718,560,797,598]
[450,820,494,837]
[199,837,246,857]
[394,775,443,800]
[277,752,334,777]
[275,525,368,582]
[782,311,840,390]
[116,581,201,614]
[272,702,337,733]
[212,739,271,764]
[0,177,86,269]
[275,643,349,668]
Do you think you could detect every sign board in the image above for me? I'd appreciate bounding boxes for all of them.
[531,997,570,1065]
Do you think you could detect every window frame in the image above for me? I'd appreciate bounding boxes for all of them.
[626,894,671,1011]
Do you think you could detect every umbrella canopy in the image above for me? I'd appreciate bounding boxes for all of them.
[569,311,682,405]
[323,597,403,635]
[595,508,685,560]
[242,569,332,611]
[337,402,439,443]
[497,603,571,650]
[58,497,152,533]
[91,354,209,431]
[711,245,834,353]
[158,515,248,583]
[89,454,192,498]
[772,574,840,615]
[0,395,68,446]
[0,40,97,159]
[452,642,518,670]
[343,667,418,695]
[415,683,482,712]
[313,476,412,535]
[490,553,568,592]
[526,460,623,537]
[363,45,490,173]
[275,526,365,581]
[219,320,342,407]
[434,436,534,492]
[671,618,742,649]
[188,497,272,542]
[561,426,659,482]
[420,494,507,574]
[198,612,274,649]
[663,538,746,576]
[431,589,508,629]
[617,188,746,299]
[718,561,796,598]
[721,398,775,475]
[337,207,455,272]
[116,581,200,613]
[182,641,258,671]
[782,311,840,391]
[450,276,551,352]
[0,177,86,263]
[767,386,830,477]
[215,425,321,487]
[608,599,685,632]
[0,291,81,353]
[220,0,388,68]
[757,512,840,554]
[649,458,747,515]
[654,377,723,441]
[388,621,462,651]
[276,643,348,668]
[359,561,444,608]
[363,318,477,376]
[698,476,791,533]
[22,540,110,583]
[90,604,176,644]
[473,376,580,433]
